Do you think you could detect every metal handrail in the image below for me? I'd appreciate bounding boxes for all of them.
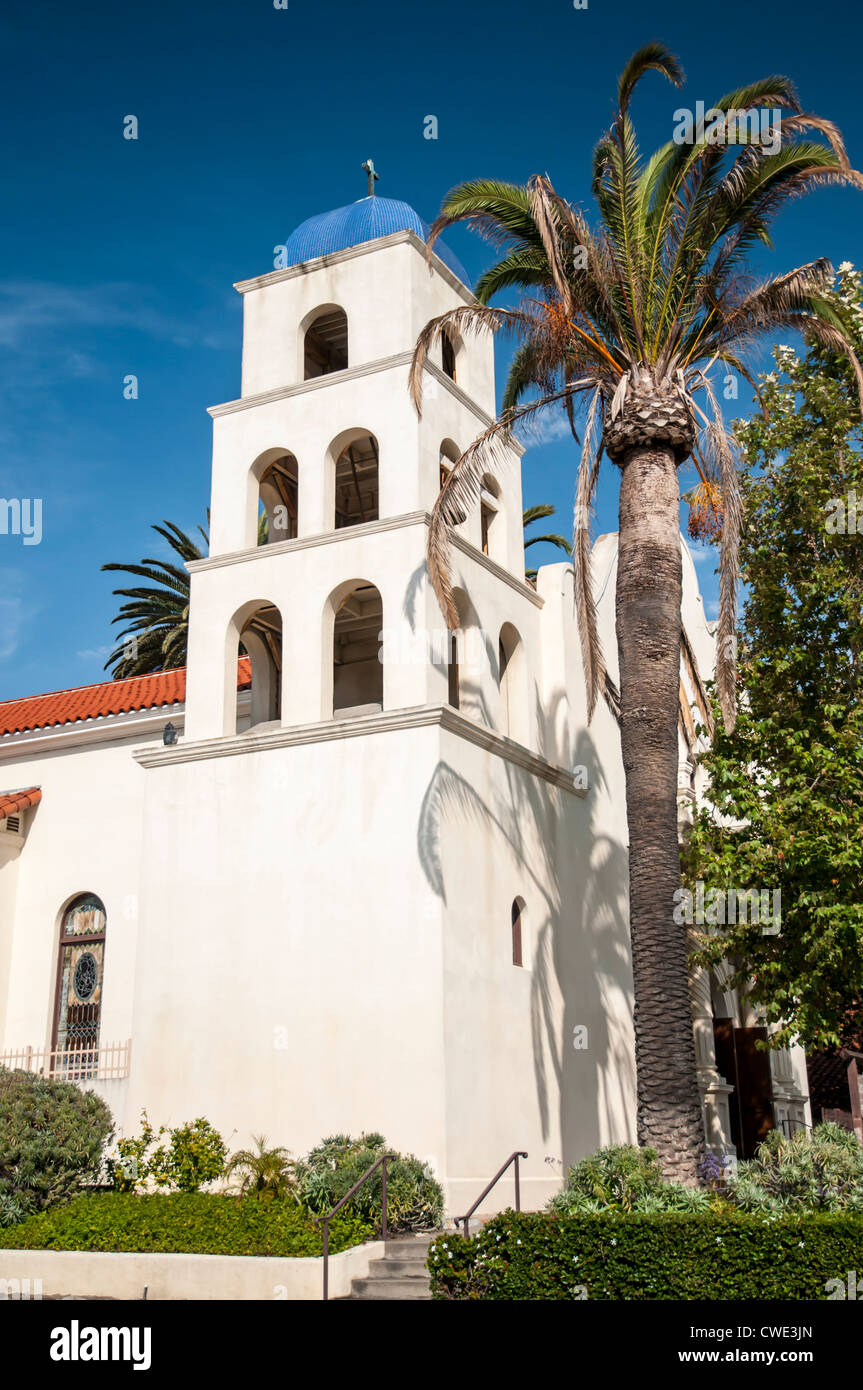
[454,1150,528,1239]
[314,1152,396,1301]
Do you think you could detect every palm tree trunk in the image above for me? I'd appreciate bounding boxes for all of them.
[615,443,704,1184]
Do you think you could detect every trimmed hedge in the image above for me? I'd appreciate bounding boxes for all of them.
[428,1210,863,1300]
[0,1193,372,1257]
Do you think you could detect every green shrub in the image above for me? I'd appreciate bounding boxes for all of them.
[154,1118,227,1193]
[726,1122,863,1214]
[0,1067,113,1217]
[428,1209,863,1300]
[105,1112,226,1194]
[296,1133,443,1233]
[547,1144,711,1215]
[104,1110,161,1192]
[0,1194,28,1228]
[0,1192,372,1256]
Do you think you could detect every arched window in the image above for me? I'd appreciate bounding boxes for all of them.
[498,621,527,743]
[334,433,379,529]
[229,601,283,733]
[331,582,383,716]
[257,453,298,544]
[449,587,482,721]
[447,630,459,708]
[303,307,348,380]
[441,329,457,382]
[439,439,458,491]
[480,474,501,558]
[439,440,467,525]
[512,897,526,967]
[54,895,107,1074]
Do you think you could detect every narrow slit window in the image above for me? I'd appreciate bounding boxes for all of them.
[512,899,524,967]
[447,631,460,709]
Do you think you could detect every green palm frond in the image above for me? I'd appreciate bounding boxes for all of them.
[102,518,209,678]
[523,503,573,578]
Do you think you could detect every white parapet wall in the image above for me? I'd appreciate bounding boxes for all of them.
[0,1241,385,1301]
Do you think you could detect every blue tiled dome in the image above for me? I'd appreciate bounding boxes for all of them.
[283,196,469,286]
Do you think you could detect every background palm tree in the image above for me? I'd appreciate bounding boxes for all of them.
[410,43,862,1181]
[103,513,267,678]
[523,503,572,578]
[102,519,207,678]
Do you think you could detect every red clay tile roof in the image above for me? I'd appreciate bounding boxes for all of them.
[0,787,42,816]
[0,660,252,737]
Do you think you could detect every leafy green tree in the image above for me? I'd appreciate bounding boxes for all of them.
[523,503,572,578]
[684,265,863,1050]
[410,44,863,1179]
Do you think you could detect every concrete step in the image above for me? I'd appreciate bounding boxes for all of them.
[338,1231,439,1301]
[346,1276,433,1300]
[376,1257,432,1276]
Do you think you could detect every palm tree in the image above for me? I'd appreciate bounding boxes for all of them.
[102,519,207,678]
[224,1136,297,1201]
[410,43,863,1181]
[523,503,572,578]
[103,513,268,678]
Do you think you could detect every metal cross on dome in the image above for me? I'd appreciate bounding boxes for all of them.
[361,158,379,197]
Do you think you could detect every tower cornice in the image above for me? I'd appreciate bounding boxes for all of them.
[233,229,474,302]
[206,356,523,453]
[185,511,544,612]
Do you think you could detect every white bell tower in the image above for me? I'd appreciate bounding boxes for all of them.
[182,193,531,746]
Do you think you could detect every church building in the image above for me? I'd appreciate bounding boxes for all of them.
[0,189,810,1211]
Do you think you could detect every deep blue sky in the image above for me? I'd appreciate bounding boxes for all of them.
[1,0,861,699]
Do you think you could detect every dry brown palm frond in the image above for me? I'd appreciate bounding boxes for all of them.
[688,261,835,369]
[541,197,630,348]
[528,175,573,313]
[700,373,742,732]
[603,671,621,724]
[714,309,863,413]
[721,259,835,330]
[408,303,539,415]
[564,387,581,446]
[428,382,597,627]
[779,113,853,167]
[571,386,606,720]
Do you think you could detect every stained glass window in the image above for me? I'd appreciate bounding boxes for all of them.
[54,895,106,1074]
